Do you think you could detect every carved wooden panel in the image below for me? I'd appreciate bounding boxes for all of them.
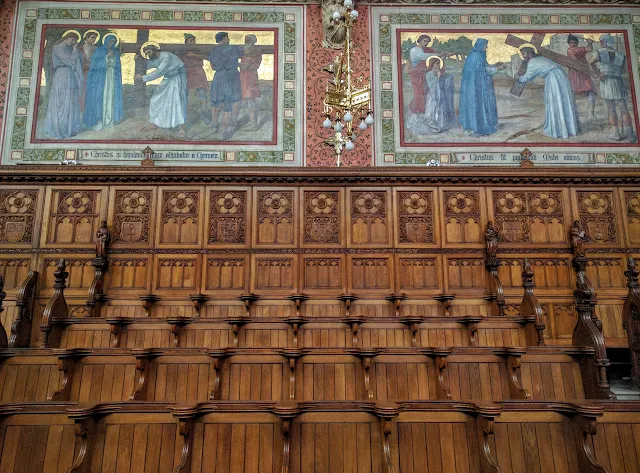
[207,188,248,246]
[592,421,640,473]
[108,258,149,291]
[155,255,199,291]
[549,303,577,340]
[445,257,485,291]
[253,256,297,291]
[224,361,285,401]
[442,190,482,244]
[348,188,391,246]
[297,357,362,400]
[372,359,436,400]
[0,189,39,246]
[302,256,345,293]
[158,188,201,246]
[204,256,247,293]
[624,190,640,245]
[42,257,93,291]
[301,324,353,348]
[146,360,209,402]
[44,188,104,246]
[255,189,296,246]
[585,258,625,289]
[596,303,626,341]
[446,361,509,400]
[394,418,479,473]
[72,362,136,402]
[239,327,291,348]
[191,420,283,473]
[575,190,619,244]
[290,416,383,473]
[395,189,436,246]
[349,256,392,292]
[396,256,441,293]
[0,360,59,402]
[520,359,584,400]
[302,189,342,246]
[0,258,30,291]
[92,423,177,473]
[0,423,77,472]
[110,188,154,246]
[498,258,572,290]
[491,190,566,244]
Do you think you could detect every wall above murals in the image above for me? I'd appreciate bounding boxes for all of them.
[373,6,640,166]
[1,2,303,165]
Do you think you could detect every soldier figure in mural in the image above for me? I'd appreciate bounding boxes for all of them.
[181,33,211,125]
[135,42,188,138]
[240,34,263,132]
[209,31,244,140]
[44,30,84,139]
[570,220,587,257]
[588,33,637,142]
[84,32,124,131]
[566,34,598,121]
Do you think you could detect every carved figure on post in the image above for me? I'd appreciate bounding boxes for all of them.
[570,220,587,257]
[623,256,640,389]
[485,220,499,258]
[95,220,110,260]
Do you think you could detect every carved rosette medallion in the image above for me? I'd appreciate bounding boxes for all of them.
[304,191,339,244]
[398,191,433,244]
[209,191,246,244]
[493,191,564,244]
[0,190,37,244]
[625,191,640,245]
[50,190,99,244]
[577,191,617,244]
[257,191,294,245]
[113,190,151,244]
[351,191,387,244]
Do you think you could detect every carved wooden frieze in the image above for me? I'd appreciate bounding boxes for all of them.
[498,258,571,289]
[303,191,340,245]
[397,191,434,245]
[585,258,625,289]
[350,256,392,290]
[109,259,148,291]
[160,190,200,245]
[43,258,93,291]
[205,257,246,291]
[303,256,343,291]
[47,189,101,245]
[209,190,247,245]
[492,190,565,244]
[112,190,152,245]
[576,191,618,244]
[0,258,30,290]
[254,256,296,290]
[443,191,481,244]
[0,189,38,245]
[397,257,439,291]
[156,257,198,290]
[350,190,389,245]
[624,191,640,245]
[256,191,295,246]
[446,257,485,290]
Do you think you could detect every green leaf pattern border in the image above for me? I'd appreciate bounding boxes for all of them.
[373,7,640,166]
[4,3,302,165]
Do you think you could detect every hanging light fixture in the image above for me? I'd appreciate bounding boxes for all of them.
[321,0,372,167]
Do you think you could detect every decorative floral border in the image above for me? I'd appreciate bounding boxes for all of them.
[3,3,302,165]
[373,7,640,166]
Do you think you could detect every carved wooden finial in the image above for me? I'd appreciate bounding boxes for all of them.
[626,255,639,289]
[54,259,68,291]
[141,146,155,167]
[519,148,534,168]
[0,274,5,315]
[522,258,534,285]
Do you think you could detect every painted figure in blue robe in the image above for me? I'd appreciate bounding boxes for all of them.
[459,38,506,136]
[517,46,580,139]
[209,31,244,140]
[83,33,124,131]
[44,30,83,139]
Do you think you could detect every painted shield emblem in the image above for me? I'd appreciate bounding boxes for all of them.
[120,221,142,242]
[501,221,523,242]
[4,221,26,242]
[587,221,608,242]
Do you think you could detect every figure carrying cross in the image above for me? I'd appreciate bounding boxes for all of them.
[511,40,580,139]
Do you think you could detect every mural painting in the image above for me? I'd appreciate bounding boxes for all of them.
[398,30,638,147]
[34,26,277,144]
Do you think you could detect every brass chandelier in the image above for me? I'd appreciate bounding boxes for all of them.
[321,0,373,167]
